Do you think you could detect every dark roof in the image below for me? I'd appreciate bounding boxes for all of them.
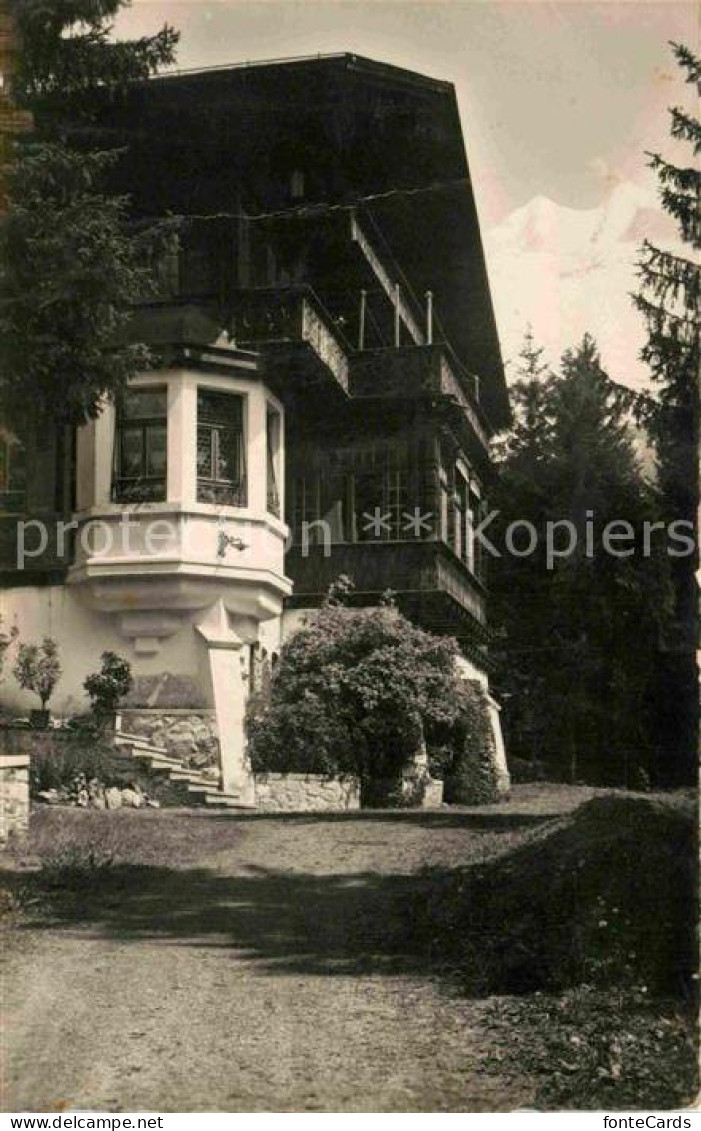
[151,52,454,95]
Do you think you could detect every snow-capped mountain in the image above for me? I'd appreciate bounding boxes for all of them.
[483,181,681,389]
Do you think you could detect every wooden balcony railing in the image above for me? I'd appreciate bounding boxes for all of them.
[350,344,491,451]
[231,287,350,393]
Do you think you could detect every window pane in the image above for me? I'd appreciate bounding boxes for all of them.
[197,426,213,479]
[215,424,241,481]
[197,391,246,506]
[266,408,281,518]
[120,428,144,477]
[113,387,167,502]
[121,389,167,420]
[146,426,167,478]
[0,436,27,512]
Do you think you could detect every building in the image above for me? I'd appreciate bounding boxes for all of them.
[0,54,510,802]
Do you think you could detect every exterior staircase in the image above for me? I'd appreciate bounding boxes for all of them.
[113,731,250,809]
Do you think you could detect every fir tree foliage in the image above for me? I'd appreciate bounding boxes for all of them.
[632,41,699,783]
[10,0,178,116]
[0,0,180,428]
[492,331,672,786]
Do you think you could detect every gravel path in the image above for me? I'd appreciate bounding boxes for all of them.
[2,790,590,1113]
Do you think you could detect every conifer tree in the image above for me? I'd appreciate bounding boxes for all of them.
[633,41,699,784]
[0,1,180,428]
[504,326,554,459]
[493,332,670,785]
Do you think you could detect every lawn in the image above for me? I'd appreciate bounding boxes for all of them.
[2,785,697,1112]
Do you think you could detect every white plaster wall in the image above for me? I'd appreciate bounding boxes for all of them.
[455,653,489,689]
[0,585,218,717]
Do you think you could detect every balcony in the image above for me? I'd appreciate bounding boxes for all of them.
[350,344,492,453]
[231,286,350,397]
[285,539,486,630]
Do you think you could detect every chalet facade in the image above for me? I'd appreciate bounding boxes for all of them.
[0,54,510,802]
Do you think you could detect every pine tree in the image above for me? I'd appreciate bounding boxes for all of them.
[0,1,180,428]
[500,325,555,472]
[633,41,699,784]
[493,333,671,785]
[10,0,178,116]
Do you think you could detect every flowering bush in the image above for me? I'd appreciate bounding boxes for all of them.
[436,681,501,805]
[247,582,465,787]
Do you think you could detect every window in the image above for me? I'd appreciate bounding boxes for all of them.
[350,442,410,542]
[439,461,450,545]
[474,492,487,585]
[197,390,246,506]
[289,441,429,546]
[266,407,281,518]
[453,471,468,562]
[291,473,324,544]
[0,432,27,513]
[113,388,167,503]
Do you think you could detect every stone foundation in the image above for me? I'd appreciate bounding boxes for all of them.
[0,755,30,845]
[118,710,219,773]
[422,778,445,807]
[362,774,444,808]
[254,773,360,813]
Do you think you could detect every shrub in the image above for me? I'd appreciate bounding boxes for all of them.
[12,636,61,709]
[429,680,501,805]
[83,651,133,724]
[28,732,146,797]
[30,740,109,795]
[423,793,696,997]
[247,581,466,795]
[39,841,115,891]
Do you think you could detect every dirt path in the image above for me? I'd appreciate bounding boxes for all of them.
[2,791,590,1112]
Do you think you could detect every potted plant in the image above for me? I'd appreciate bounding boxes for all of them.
[13,637,62,728]
[83,651,133,731]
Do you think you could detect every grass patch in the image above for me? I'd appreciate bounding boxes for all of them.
[485,987,698,1109]
[421,792,696,997]
[2,806,245,916]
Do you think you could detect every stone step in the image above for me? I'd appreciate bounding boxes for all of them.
[130,751,185,774]
[167,768,216,786]
[184,783,248,807]
[201,791,250,809]
[116,731,246,809]
[115,732,175,758]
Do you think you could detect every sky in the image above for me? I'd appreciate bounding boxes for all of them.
[113,0,698,229]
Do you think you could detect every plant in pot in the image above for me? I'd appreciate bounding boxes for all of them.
[13,637,62,728]
[83,651,133,731]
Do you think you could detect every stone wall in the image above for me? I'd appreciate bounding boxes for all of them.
[254,773,360,813]
[118,710,219,773]
[0,755,30,845]
[362,774,444,808]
